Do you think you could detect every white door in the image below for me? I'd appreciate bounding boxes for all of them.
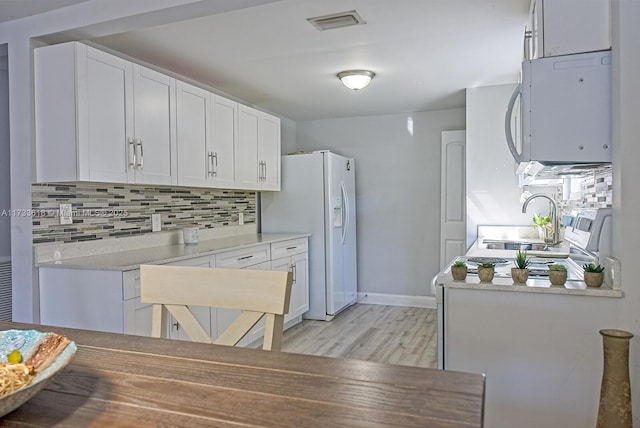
[235,105,260,190]
[176,81,210,187]
[163,256,213,342]
[83,46,133,183]
[325,153,353,316]
[211,95,237,188]
[341,157,357,306]
[259,112,281,190]
[133,65,177,185]
[440,130,466,269]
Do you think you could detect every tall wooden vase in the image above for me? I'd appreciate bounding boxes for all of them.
[597,329,633,428]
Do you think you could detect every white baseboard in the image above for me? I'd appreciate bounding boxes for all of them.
[356,292,436,309]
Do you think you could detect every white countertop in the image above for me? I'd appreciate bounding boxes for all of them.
[436,257,622,298]
[37,233,309,271]
[435,225,621,298]
[440,275,622,298]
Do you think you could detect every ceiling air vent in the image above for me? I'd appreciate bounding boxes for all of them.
[307,10,366,31]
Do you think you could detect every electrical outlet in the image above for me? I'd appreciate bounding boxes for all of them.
[152,214,161,232]
[59,204,73,225]
[238,212,244,225]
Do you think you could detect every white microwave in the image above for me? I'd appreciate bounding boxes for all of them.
[505,50,612,171]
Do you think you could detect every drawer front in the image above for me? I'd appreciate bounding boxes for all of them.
[271,238,308,259]
[123,269,140,300]
[215,244,270,269]
[163,256,212,267]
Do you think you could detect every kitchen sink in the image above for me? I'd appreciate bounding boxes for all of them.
[483,241,549,251]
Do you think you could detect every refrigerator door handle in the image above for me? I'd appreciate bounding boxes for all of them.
[340,181,349,244]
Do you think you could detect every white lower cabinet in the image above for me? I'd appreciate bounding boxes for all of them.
[162,255,214,341]
[245,238,309,345]
[270,238,309,323]
[214,245,271,347]
[122,270,153,336]
[39,267,140,335]
[38,237,309,345]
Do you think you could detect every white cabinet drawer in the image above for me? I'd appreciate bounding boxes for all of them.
[271,238,308,259]
[163,256,212,267]
[215,244,270,269]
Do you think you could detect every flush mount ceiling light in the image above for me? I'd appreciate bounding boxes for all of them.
[337,70,375,90]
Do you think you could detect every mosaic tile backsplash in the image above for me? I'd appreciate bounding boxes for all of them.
[558,166,613,210]
[32,183,255,244]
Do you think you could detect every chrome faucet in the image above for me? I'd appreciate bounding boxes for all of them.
[521,193,560,245]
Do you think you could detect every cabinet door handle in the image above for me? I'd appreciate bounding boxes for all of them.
[212,152,218,175]
[136,139,144,169]
[128,138,136,168]
[291,264,297,282]
[237,255,254,261]
[173,322,179,330]
[286,246,297,251]
[259,161,266,182]
[208,152,214,176]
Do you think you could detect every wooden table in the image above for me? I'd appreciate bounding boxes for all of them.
[0,321,485,427]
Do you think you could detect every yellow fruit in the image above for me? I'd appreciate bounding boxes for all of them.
[7,349,22,364]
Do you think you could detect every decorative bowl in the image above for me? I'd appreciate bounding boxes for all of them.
[0,329,77,417]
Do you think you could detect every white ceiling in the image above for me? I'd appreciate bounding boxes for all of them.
[4,0,530,121]
[0,0,89,23]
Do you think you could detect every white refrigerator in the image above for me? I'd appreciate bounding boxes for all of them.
[261,151,357,320]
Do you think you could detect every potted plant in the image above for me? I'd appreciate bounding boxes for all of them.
[548,264,567,286]
[583,263,605,288]
[511,250,530,284]
[533,212,553,243]
[451,260,468,281]
[478,262,495,283]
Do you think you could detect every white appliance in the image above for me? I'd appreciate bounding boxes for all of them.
[563,207,612,267]
[261,151,357,320]
[505,50,612,175]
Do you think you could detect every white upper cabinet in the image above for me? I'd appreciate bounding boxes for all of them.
[35,42,177,185]
[529,0,610,58]
[260,112,281,191]
[35,42,132,183]
[176,81,211,187]
[177,83,237,189]
[132,65,177,185]
[236,105,261,190]
[236,105,281,191]
[35,41,279,191]
[210,95,237,189]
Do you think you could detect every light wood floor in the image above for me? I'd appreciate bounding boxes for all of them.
[279,303,437,368]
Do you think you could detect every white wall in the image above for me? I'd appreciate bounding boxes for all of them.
[279,116,297,155]
[0,51,10,259]
[466,84,554,247]
[296,108,465,297]
[611,1,640,425]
